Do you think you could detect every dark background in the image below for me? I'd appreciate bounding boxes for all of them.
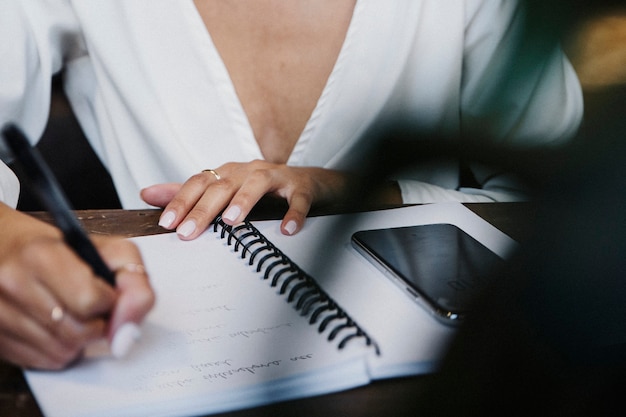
[11,74,121,211]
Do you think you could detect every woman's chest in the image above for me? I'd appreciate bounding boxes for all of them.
[192,0,356,163]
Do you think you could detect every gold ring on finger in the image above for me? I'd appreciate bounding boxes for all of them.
[118,263,146,274]
[202,169,221,181]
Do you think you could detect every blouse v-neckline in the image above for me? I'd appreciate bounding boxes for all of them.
[183,0,364,165]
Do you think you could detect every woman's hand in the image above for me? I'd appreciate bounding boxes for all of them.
[141,160,351,240]
[0,206,155,370]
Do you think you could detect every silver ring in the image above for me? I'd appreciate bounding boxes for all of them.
[51,306,64,323]
[202,169,221,181]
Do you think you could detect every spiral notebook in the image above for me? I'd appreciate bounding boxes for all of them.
[24,203,517,417]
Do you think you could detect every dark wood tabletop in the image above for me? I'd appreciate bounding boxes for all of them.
[0,203,536,417]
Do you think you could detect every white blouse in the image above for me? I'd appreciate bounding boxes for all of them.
[0,0,583,209]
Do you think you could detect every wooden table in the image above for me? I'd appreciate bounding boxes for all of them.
[0,203,535,417]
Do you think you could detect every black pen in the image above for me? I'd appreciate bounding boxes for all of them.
[1,123,116,286]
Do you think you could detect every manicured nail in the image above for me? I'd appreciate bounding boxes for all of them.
[222,205,241,222]
[111,323,141,358]
[159,211,176,228]
[284,220,297,235]
[177,220,196,237]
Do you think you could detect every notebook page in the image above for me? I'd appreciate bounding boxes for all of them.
[25,229,372,417]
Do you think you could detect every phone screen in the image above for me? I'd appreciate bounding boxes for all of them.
[351,223,504,324]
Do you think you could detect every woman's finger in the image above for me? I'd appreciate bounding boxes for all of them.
[220,165,278,226]
[140,183,183,208]
[25,237,117,320]
[0,235,114,340]
[0,333,76,370]
[157,171,222,230]
[92,237,156,333]
[0,292,104,369]
[175,178,236,240]
[281,190,314,235]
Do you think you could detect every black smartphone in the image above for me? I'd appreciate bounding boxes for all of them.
[351,223,504,325]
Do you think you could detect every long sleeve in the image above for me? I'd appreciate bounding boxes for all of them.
[460,0,583,145]
[397,0,583,204]
[0,0,85,204]
[0,1,56,141]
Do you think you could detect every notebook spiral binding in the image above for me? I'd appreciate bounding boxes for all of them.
[213,216,380,356]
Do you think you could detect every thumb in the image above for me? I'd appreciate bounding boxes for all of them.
[140,183,182,207]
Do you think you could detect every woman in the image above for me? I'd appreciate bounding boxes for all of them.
[0,0,582,369]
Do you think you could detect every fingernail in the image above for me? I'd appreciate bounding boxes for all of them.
[177,220,196,238]
[222,205,241,222]
[111,323,141,359]
[284,220,297,235]
[159,211,176,228]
